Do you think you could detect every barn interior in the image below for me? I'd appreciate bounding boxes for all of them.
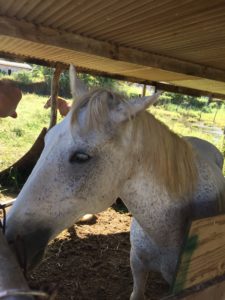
[0,1,225,299]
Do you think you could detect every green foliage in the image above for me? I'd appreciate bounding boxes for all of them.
[5,66,118,97]
[13,71,32,84]
[11,127,24,137]
[10,65,48,84]
[59,71,70,96]
[159,92,209,110]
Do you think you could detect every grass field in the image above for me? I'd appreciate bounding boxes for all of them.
[0,93,224,182]
[0,94,66,172]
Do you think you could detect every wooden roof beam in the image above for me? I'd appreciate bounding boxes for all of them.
[77,68,225,100]
[1,16,225,83]
[0,51,225,101]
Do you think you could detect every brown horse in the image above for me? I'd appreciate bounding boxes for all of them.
[0,79,22,118]
[44,96,71,117]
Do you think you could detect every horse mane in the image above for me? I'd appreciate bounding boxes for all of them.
[71,88,127,130]
[131,112,198,198]
[71,88,198,198]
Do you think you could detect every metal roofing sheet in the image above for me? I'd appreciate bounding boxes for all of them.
[0,0,225,97]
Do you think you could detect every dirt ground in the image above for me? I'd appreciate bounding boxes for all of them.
[26,208,168,300]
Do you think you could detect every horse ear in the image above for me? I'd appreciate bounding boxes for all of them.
[111,91,162,123]
[69,65,88,100]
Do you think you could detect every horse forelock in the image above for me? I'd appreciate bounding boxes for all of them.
[70,88,129,131]
[70,88,198,199]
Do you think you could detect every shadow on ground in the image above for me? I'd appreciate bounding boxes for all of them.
[28,209,168,300]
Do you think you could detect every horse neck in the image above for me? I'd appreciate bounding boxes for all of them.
[119,114,170,220]
[121,168,169,207]
[120,168,180,246]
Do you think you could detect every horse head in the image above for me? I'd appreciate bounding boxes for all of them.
[6,65,160,270]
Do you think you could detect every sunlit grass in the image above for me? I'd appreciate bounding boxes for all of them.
[149,104,225,175]
[0,94,54,170]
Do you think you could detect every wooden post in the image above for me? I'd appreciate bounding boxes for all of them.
[212,101,221,124]
[0,230,34,299]
[165,214,225,300]
[49,64,63,129]
[207,95,213,105]
[142,84,146,96]
[222,127,225,160]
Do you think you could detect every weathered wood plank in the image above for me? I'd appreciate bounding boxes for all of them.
[1,51,225,100]
[176,281,225,300]
[164,274,225,300]
[173,214,225,294]
[1,16,225,84]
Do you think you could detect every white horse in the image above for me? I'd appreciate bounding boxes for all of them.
[6,66,225,300]
[184,136,224,170]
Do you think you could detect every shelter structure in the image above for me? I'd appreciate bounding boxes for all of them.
[0,2,225,299]
[0,0,225,99]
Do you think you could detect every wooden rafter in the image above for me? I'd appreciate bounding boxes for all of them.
[1,16,225,85]
[1,51,225,101]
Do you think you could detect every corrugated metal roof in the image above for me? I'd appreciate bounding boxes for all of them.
[0,0,225,97]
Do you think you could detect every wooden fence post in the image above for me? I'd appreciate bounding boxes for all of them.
[49,64,63,129]
[142,84,146,96]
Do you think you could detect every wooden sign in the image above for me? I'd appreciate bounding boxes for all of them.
[164,276,225,300]
[172,214,225,294]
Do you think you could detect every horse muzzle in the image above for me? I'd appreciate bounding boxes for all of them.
[5,226,52,271]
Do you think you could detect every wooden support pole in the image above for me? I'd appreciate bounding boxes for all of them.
[142,84,146,96]
[49,65,63,129]
[0,230,34,299]
[207,95,213,104]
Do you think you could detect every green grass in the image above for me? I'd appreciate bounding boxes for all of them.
[0,93,224,180]
[149,104,225,175]
[0,93,68,171]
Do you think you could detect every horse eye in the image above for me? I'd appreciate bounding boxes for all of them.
[69,152,91,164]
